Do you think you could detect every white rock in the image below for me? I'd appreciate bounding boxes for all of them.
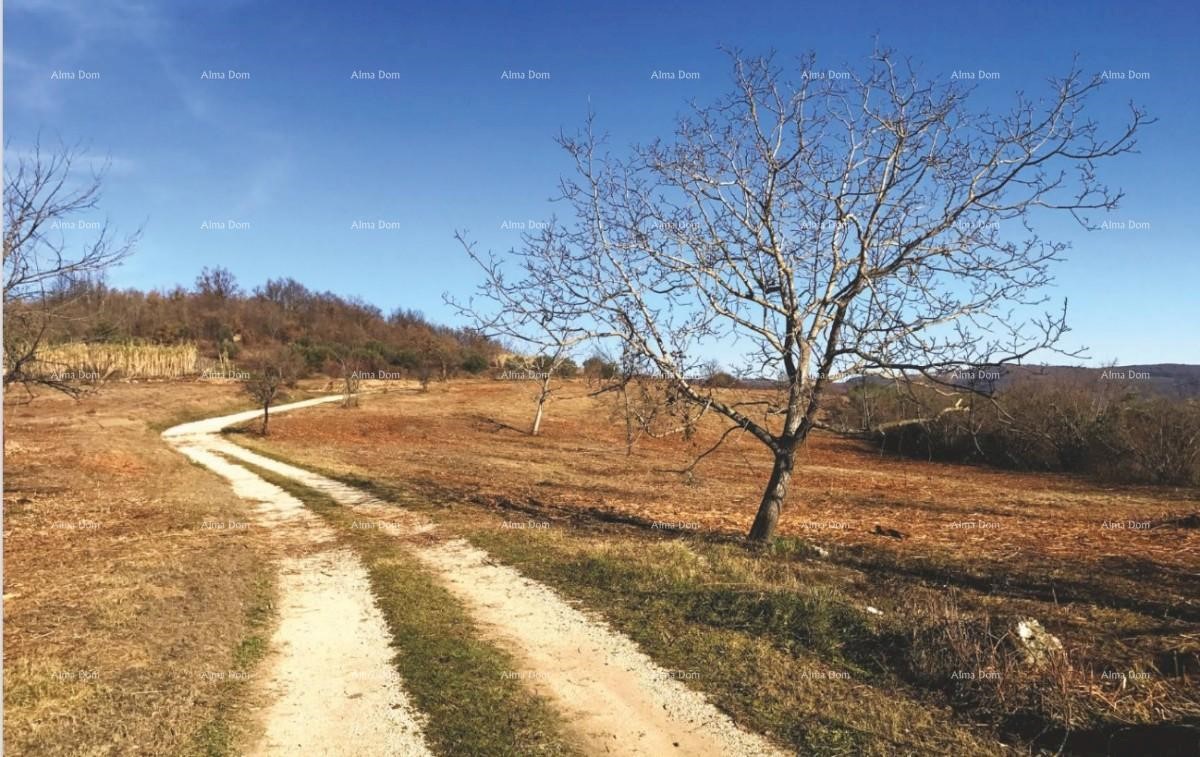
[1015,618,1064,666]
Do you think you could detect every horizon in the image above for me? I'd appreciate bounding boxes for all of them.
[6,0,1199,365]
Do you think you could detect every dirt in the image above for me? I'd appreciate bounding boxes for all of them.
[163,399,434,757]
[181,397,784,756]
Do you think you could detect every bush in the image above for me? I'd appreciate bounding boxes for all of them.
[291,342,332,374]
[583,356,618,380]
[555,358,578,378]
[390,349,420,370]
[867,381,1200,486]
[705,371,739,388]
[1111,397,1200,485]
[460,352,489,374]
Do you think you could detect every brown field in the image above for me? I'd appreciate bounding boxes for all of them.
[258,380,1197,605]
[5,379,1197,754]
[2,383,287,755]
[236,378,1199,749]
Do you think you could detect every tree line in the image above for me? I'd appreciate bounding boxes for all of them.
[831,377,1200,486]
[12,268,501,381]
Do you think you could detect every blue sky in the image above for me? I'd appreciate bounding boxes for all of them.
[6,0,1198,364]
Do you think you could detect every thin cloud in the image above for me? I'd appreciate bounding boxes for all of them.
[4,144,137,178]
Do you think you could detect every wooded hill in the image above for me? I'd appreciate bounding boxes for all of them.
[34,267,501,378]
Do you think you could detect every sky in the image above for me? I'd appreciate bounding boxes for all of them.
[6,0,1199,365]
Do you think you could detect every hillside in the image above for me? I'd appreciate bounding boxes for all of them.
[23,268,501,378]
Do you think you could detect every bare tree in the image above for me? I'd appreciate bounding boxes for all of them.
[338,353,362,408]
[448,232,591,436]
[3,140,139,396]
[195,266,241,300]
[484,49,1148,541]
[590,347,652,455]
[243,350,301,435]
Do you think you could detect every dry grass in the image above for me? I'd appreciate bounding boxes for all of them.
[6,377,1195,753]
[3,383,273,755]
[32,341,200,379]
[237,378,1200,751]
[250,380,1198,591]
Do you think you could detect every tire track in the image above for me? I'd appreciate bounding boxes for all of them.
[172,396,785,757]
[164,397,433,757]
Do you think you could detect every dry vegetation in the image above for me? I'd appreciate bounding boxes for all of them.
[2,383,276,755]
[30,341,200,380]
[5,378,1195,754]
[236,378,1200,753]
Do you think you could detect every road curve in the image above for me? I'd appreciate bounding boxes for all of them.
[165,394,785,757]
[163,395,434,757]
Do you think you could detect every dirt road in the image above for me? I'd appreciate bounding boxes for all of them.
[164,398,433,757]
[164,396,783,756]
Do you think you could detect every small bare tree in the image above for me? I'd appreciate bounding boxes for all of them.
[4,140,139,396]
[448,232,591,436]
[590,347,649,455]
[338,354,362,408]
[243,350,301,435]
[481,49,1148,541]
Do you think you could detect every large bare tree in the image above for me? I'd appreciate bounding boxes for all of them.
[473,49,1148,541]
[4,140,138,396]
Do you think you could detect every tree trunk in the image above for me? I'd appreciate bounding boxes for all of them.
[531,375,553,436]
[748,448,795,542]
[531,395,546,436]
[623,386,634,456]
[261,402,270,435]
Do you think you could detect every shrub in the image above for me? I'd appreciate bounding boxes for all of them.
[555,358,578,378]
[460,352,489,374]
[582,356,618,381]
[869,381,1200,486]
[705,370,739,388]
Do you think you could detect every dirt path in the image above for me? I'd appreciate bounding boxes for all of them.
[164,400,434,757]
[167,396,784,756]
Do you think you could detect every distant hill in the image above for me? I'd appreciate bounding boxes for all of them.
[835,364,1200,399]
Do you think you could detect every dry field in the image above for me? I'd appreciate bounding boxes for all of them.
[4,378,1197,754]
[235,378,1200,753]
[254,380,1198,611]
[2,382,297,755]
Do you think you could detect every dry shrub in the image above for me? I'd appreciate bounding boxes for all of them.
[861,380,1200,486]
[901,591,1079,727]
[1110,397,1200,485]
[899,590,1200,740]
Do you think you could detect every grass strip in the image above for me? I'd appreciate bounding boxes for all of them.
[188,569,276,756]
[228,457,582,757]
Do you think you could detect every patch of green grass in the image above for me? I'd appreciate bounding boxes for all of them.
[462,529,1001,756]
[187,571,276,757]
[763,534,828,561]
[233,459,582,757]
[223,442,1001,754]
